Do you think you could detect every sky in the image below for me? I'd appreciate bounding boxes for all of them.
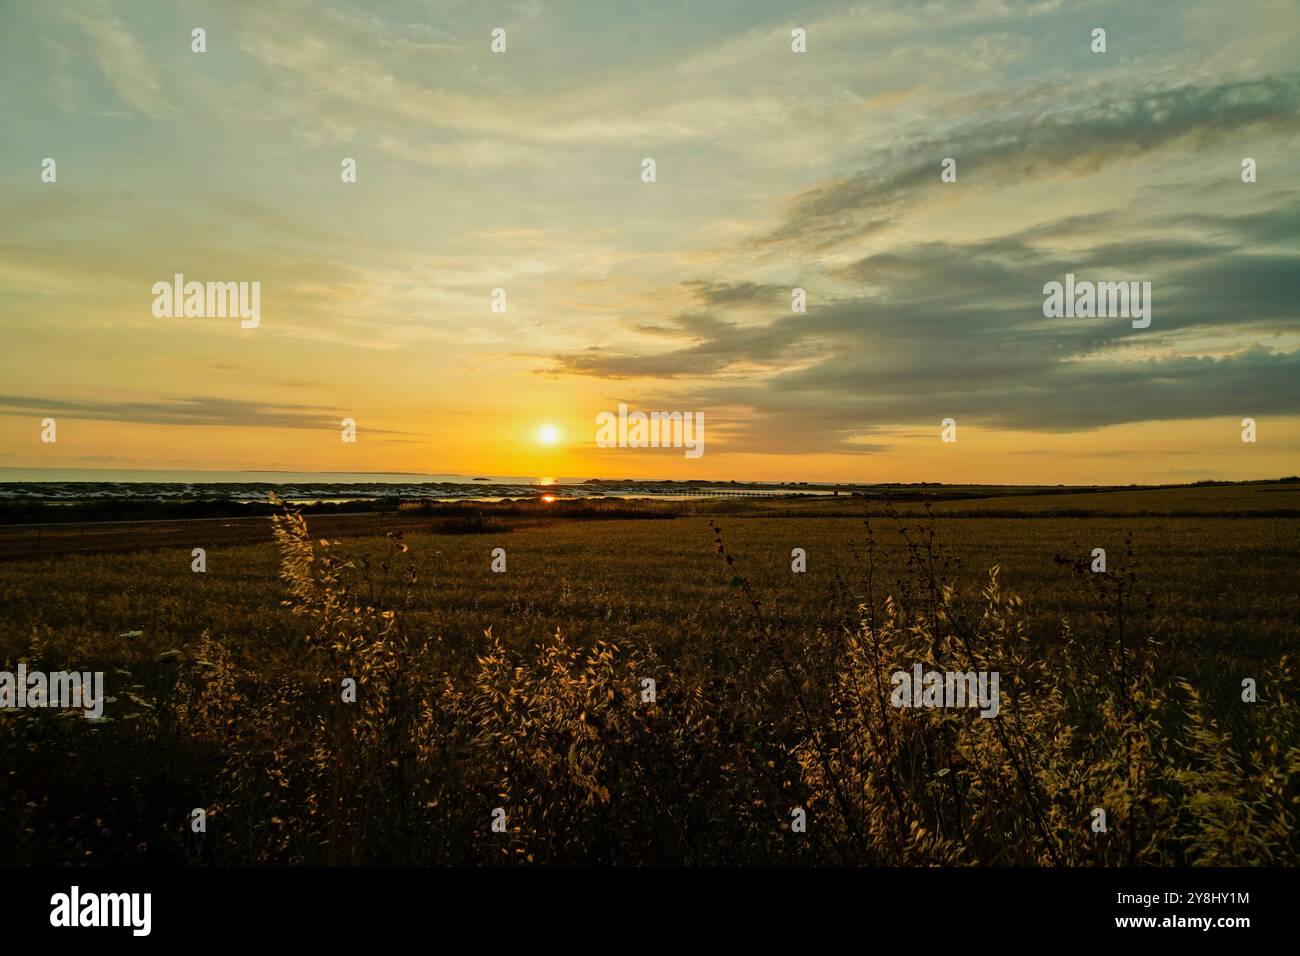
[1,0,1298,484]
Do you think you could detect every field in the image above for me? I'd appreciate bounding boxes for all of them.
[0,483,1296,866]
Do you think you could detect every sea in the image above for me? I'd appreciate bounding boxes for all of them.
[0,468,834,503]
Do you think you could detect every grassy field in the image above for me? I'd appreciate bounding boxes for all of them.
[0,484,1296,865]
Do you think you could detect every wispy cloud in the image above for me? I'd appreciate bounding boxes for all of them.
[0,394,407,434]
[63,0,170,115]
[762,73,1300,250]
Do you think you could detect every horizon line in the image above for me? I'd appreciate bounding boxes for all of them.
[1,465,1297,489]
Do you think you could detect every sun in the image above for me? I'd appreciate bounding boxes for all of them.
[536,423,561,446]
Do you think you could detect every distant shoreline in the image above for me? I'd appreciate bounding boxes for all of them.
[1,473,1295,495]
[1,481,1297,562]
[0,477,1295,521]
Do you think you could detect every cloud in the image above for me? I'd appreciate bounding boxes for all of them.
[761,72,1300,250]
[64,0,170,115]
[0,393,403,434]
[5,0,1299,476]
[546,197,1300,448]
[681,280,790,308]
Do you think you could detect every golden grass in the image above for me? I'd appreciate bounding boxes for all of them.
[0,496,1295,864]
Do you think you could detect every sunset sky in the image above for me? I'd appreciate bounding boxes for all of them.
[2,0,1298,483]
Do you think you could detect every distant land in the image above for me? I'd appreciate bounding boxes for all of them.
[1,478,1297,563]
[2,468,1298,508]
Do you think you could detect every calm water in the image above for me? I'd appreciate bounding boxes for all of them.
[0,468,838,502]
[0,468,583,485]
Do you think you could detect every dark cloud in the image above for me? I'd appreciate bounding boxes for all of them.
[712,344,1300,439]
[0,394,408,435]
[45,60,1280,461]
[760,72,1300,250]
[680,280,790,308]
[548,197,1300,451]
